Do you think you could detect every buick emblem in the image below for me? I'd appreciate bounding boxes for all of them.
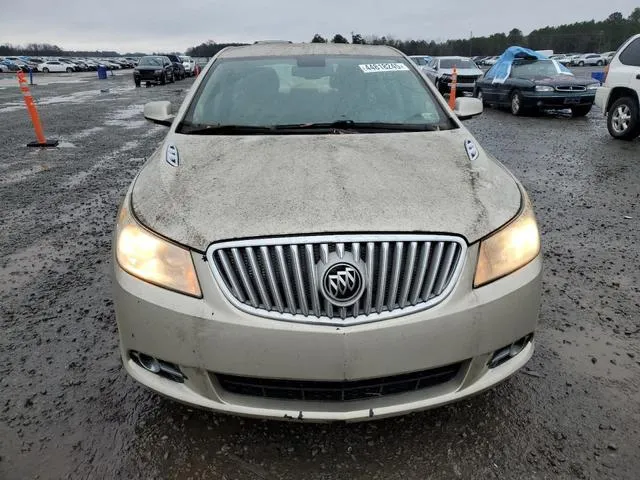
[319,257,366,307]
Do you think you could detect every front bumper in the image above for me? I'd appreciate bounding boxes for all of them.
[134,72,163,83]
[522,92,595,108]
[594,86,611,113]
[113,239,542,422]
[441,81,477,92]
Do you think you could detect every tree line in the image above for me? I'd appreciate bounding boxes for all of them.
[185,9,640,58]
[309,9,640,56]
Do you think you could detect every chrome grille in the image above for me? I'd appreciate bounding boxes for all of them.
[207,235,466,326]
[555,85,586,92]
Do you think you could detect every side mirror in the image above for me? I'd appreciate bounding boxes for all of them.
[453,97,483,121]
[144,101,174,126]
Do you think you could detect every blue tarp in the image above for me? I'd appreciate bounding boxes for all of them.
[485,46,572,84]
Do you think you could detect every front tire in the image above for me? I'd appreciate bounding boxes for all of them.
[596,60,603,66]
[66,67,73,73]
[42,68,49,73]
[134,79,141,87]
[578,61,585,67]
[475,88,486,106]
[607,97,640,140]
[160,74,166,85]
[571,105,592,117]
[510,90,525,116]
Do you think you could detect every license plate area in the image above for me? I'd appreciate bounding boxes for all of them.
[564,97,581,105]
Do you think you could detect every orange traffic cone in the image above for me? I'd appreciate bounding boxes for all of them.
[17,71,58,147]
[448,66,458,110]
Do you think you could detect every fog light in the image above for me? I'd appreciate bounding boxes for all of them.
[130,351,186,383]
[489,334,533,369]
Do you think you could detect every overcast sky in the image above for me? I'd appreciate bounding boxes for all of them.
[1,1,638,53]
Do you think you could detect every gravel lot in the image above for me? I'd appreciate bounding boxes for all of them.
[0,68,638,480]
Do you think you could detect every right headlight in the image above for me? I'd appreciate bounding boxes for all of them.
[535,85,555,92]
[474,192,541,288]
[116,199,202,297]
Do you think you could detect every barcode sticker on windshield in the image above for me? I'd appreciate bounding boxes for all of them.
[359,63,410,73]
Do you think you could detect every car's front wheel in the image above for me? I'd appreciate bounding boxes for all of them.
[596,60,604,66]
[510,90,525,116]
[578,61,585,66]
[607,97,640,140]
[571,105,592,117]
[134,79,141,87]
[475,88,486,106]
[160,74,166,85]
[42,67,49,73]
[66,67,73,73]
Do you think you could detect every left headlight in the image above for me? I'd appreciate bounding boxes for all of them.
[535,85,555,92]
[587,84,599,90]
[116,200,202,297]
[474,192,541,288]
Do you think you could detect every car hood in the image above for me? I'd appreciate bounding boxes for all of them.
[440,68,483,76]
[131,130,522,251]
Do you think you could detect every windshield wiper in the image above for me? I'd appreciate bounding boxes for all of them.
[273,120,441,132]
[177,120,443,135]
[177,123,275,135]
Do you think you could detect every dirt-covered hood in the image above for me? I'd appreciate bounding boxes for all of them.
[131,130,522,251]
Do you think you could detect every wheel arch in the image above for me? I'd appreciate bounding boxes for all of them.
[607,87,639,113]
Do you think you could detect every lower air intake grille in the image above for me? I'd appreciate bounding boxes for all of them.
[215,363,462,402]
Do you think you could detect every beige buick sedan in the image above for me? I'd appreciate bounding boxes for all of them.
[113,43,542,422]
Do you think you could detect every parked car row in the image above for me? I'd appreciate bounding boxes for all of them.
[473,52,614,68]
[0,55,139,73]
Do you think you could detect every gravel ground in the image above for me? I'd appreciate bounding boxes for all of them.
[0,69,638,480]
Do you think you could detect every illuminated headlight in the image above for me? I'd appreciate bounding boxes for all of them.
[587,84,599,90]
[535,85,555,92]
[116,199,201,297]
[474,192,541,288]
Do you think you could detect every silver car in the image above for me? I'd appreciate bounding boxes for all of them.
[424,56,484,96]
[113,43,542,422]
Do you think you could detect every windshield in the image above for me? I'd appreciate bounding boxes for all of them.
[411,57,428,66]
[439,59,476,69]
[511,59,567,78]
[138,56,163,66]
[181,55,451,131]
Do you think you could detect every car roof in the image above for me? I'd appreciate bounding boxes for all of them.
[217,43,401,59]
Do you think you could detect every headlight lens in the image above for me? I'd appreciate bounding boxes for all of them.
[116,200,201,297]
[474,192,540,288]
[587,83,599,90]
[535,85,555,92]
[154,69,163,74]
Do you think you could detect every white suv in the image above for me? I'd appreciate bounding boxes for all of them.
[595,34,640,140]
[573,53,607,66]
